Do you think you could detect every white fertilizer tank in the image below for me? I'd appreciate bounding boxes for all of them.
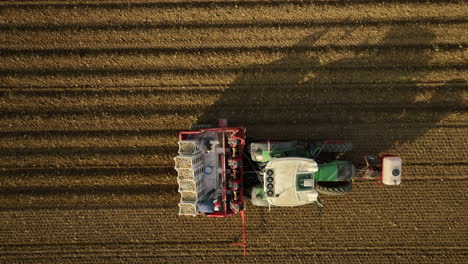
[382,156,402,185]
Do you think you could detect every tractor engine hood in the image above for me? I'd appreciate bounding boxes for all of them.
[264,158,319,206]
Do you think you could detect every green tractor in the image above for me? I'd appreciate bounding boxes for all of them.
[247,140,355,208]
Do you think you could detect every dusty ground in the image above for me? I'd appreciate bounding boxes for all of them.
[0,0,467,263]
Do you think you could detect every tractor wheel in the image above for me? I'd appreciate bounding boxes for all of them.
[321,142,352,153]
[316,181,352,195]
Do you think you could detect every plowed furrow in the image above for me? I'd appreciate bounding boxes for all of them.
[1,81,466,92]
[0,154,174,168]
[0,128,178,137]
[0,166,175,187]
[1,0,464,8]
[0,186,178,210]
[0,255,466,264]
[0,146,175,157]
[2,25,467,50]
[0,115,195,132]
[1,49,465,73]
[1,3,466,27]
[1,255,465,264]
[1,66,466,82]
[1,109,465,127]
[2,69,465,87]
[0,133,177,149]
[0,105,466,119]
[1,63,467,75]
[0,246,466,261]
[1,84,466,113]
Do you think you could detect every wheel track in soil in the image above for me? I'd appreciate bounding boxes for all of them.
[0,0,467,263]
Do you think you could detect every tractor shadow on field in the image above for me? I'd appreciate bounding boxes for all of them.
[195,25,465,165]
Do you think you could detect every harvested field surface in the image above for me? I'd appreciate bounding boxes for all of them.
[0,0,467,263]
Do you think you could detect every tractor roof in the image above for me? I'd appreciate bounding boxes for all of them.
[264,157,319,206]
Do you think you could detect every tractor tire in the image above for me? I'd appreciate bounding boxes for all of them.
[316,181,352,195]
[321,142,352,153]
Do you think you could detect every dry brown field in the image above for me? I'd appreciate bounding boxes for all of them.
[0,0,467,263]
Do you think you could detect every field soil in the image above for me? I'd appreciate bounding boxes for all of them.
[0,0,467,263]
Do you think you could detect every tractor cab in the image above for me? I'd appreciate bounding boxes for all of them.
[250,140,311,162]
[262,157,319,206]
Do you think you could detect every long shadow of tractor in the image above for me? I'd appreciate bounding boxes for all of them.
[197,25,464,149]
